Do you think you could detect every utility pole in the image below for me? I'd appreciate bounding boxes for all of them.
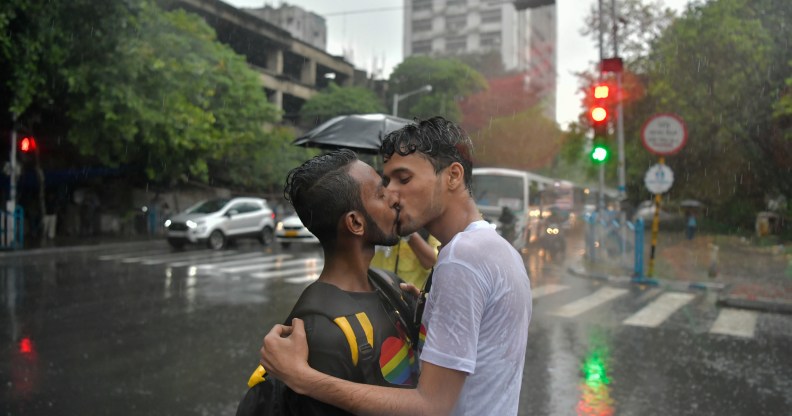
[613,0,626,203]
[6,113,18,246]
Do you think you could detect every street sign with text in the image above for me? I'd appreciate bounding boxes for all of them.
[641,114,687,156]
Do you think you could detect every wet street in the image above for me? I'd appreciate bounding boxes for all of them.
[2,236,791,416]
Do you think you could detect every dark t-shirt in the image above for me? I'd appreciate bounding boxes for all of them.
[287,282,418,415]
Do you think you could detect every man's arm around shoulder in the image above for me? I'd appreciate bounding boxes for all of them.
[261,318,467,416]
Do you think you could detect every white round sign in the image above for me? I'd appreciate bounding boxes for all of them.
[641,114,687,156]
[644,164,674,194]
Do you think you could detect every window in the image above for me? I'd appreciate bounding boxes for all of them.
[413,0,432,12]
[412,40,432,54]
[446,15,466,31]
[445,35,466,52]
[480,31,501,48]
[481,9,501,24]
[413,18,432,32]
[446,0,466,7]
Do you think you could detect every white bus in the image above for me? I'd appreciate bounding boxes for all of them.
[471,167,556,250]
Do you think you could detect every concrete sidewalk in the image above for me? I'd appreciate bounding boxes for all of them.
[571,231,792,314]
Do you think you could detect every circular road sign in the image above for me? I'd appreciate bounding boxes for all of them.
[644,164,674,194]
[641,113,688,156]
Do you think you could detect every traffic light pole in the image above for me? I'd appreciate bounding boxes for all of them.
[6,113,18,245]
[612,0,626,203]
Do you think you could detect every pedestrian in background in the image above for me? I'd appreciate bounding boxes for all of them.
[686,210,697,240]
[371,229,439,289]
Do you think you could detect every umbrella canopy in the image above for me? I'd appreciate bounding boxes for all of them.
[293,114,414,154]
[679,199,705,208]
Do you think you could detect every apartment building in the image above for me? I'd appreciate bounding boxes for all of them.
[403,0,556,119]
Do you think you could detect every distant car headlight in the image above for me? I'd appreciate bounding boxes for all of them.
[276,222,284,231]
[186,220,198,229]
[164,219,171,228]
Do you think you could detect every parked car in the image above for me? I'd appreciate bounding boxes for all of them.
[164,197,275,250]
[275,213,319,249]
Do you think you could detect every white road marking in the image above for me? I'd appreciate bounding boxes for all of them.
[198,254,291,270]
[550,287,629,318]
[532,284,570,299]
[217,257,316,274]
[623,292,696,328]
[168,252,266,267]
[709,308,758,338]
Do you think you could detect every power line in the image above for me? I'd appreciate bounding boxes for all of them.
[322,6,403,17]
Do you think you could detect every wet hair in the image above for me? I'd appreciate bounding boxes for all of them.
[380,116,474,192]
[283,149,364,246]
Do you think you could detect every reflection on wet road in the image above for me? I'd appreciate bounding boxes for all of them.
[2,237,791,415]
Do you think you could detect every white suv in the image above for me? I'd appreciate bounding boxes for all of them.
[164,197,275,250]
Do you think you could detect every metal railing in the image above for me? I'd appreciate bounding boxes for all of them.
[1,206,24,250]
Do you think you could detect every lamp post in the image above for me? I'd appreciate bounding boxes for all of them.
[392,84,432,117]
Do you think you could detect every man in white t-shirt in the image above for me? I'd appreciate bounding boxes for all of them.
[259,116,532,415]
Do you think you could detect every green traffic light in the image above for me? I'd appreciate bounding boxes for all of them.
[591,144,609,163]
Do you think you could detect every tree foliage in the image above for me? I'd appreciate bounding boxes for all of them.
[299,83,387,127]
[388,56,487,122]
[471,106,563,171]
[0,0,311,191]
[65,3,280,184]
[566,0,792,228]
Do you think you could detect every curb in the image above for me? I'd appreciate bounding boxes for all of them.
[717,294,792,315]
[568,260,792,314]
[567,261,727,292]
[0,239,164,258]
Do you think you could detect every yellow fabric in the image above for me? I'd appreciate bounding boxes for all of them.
[355,312,374,346]
[371,235,440,288]
[333,316,359,365]
[247,364,267,388]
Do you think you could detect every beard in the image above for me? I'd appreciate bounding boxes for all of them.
[362,208,400,246]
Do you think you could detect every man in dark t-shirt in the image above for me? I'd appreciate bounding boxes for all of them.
[274,150,418,414]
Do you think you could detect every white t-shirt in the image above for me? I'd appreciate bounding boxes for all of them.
[419,220,532,416]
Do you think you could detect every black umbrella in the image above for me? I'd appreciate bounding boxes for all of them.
[293,114,414,154]
[679,199,705,208]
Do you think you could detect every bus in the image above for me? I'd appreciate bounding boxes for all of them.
[471,167,556,250]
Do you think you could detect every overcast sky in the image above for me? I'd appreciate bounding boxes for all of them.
[224,0,689,128]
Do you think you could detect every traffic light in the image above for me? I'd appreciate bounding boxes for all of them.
[590,138,610,164]
[589,83,610,139]
[19,136,37,153]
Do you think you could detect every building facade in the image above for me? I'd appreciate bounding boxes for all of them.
[246,3,327,51]
[403,0,556,120]
[169,0,354,125]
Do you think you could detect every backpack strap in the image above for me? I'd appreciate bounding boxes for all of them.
[368,267,420,348]
[247,274,417,388]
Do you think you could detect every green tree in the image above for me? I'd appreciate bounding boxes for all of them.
[471,106,563,171]
[299,83,387,127]
[643,0,777,223]
[211,126,317,193]
[65,3,281,184]
[388,56,487,122]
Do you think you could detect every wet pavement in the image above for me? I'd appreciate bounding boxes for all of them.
[575,230,792,314]
[1,233,791,415]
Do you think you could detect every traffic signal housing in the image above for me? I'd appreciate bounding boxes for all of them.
[589,83,610,139]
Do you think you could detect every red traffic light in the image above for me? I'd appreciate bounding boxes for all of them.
[20,136,37,153]
[591,107,608,122]
[593,85,609,99]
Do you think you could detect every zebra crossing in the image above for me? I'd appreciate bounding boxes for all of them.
[534,283,762,339]
[99,247,323,283]
[98,246,769,340]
